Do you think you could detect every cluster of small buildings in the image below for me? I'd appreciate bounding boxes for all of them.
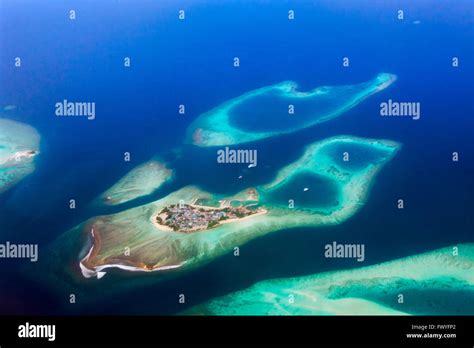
[157,204,253,232]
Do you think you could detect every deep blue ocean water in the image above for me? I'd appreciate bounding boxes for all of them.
[0,0,473,314]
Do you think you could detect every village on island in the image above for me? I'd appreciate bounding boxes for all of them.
[153,192,266,233]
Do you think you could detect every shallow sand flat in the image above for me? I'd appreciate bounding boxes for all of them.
[184,244,474,315]
[186,73,397,146]
[96,158,173,206]
[0,118,40,194]
[75,136,400,279]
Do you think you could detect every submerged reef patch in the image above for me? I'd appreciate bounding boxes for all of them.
[95,158,173,206]
[186,73,397,146]
[0,118,40,194]
[184,244,474,315]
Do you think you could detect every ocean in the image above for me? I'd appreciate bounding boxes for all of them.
[0,0,473,314]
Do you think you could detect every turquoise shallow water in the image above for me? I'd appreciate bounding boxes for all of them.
[229,89,340,132]
[187,74,395,146]
[261,172,340,209]
[327,278,474,315]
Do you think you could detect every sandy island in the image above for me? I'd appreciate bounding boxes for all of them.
[150,203,268,233]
